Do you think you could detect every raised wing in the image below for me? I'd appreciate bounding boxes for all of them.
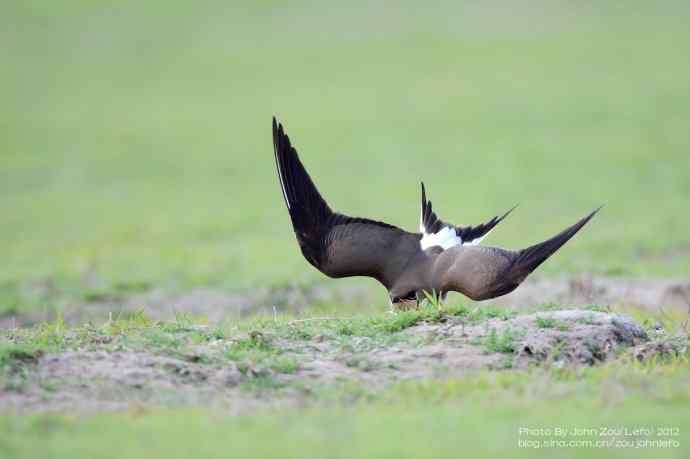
[419,182,516,250]
[273,118,421,289]
[435,208,601,300]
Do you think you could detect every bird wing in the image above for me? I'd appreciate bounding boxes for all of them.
[435,208,600,301]
[419,182,516,250]
[273,118,421,289]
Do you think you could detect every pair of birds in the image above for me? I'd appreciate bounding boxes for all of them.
[272,117,599,309]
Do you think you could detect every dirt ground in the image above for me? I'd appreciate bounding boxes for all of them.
[491,274,690,311]
[89,275,690,321]
[3,307,684,415]
[3,274,688,330]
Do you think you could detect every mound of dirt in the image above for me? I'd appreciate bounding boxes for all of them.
[510,310,648,366]
[1,309,676,414]
[393,309,650,371]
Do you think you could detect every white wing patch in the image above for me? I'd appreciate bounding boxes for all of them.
[420,226,462,250]
[465,230,491,246]
[420,226,493,250]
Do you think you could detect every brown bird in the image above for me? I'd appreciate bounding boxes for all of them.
[272,117,599,309]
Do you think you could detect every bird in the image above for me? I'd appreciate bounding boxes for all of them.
[272,117,600,310]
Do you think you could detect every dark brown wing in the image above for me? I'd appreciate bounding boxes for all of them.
[273,118,421,289]
[437,208,600,300]
[420,182,516,246]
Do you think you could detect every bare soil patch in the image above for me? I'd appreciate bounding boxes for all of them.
[489,274,690,312]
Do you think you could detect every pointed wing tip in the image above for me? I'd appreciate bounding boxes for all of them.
[499,203,519,221]
[557,206,603,245]
[584,205,604,222]
[272,118,290,146]
[573,205,603,229]
[272,116,282,140]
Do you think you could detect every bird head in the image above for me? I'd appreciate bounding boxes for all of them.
[389,288,419,309]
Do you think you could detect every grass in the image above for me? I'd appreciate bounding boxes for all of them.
[578,314,598,326]
[0,344,42,378]
[536,316,558,328]
[224,333,301,375]
[2,1,690,319]
[1,304,688,458]
[268,356,300,374]
[483,327,523,354]
[0,343,42,392]
[536,315,571,331]
[1,361,689,459]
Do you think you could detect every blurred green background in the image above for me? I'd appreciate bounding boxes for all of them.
[2,1,689,317]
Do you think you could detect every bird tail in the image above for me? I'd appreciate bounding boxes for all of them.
[508,207,601,282]
[420,181,517,244]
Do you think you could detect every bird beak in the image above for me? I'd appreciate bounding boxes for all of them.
[394,298,418,311]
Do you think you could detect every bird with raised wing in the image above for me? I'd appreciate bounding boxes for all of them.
[272,117,600,310]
